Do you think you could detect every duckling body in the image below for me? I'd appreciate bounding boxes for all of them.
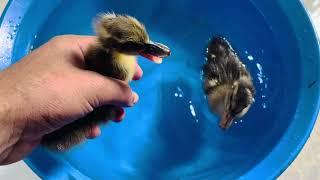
[41,13,170,151]
[203,37,255,129]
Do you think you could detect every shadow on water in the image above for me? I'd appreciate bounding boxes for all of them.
[138,79,205,179]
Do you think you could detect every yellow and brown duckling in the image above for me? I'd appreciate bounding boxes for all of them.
[41,13,170,151]
[203,37,255,129]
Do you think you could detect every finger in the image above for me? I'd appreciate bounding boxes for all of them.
[0,139,40,165]
[133,62,143,81]
[74,35,98,55]
[111,107,125,123]
[80,71,139,107]
[87,125,101,139]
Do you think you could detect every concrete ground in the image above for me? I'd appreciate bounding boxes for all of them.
[0,0,319,179]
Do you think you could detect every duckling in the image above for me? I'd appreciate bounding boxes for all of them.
[41,13,170,151]
[203,37,255,129]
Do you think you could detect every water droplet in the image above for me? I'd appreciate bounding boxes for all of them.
[174,93,178,97]
[245,50,248,54]
[235,121,238,124]
[256,63,263,72]
[189,101,192,104]
[247,55,254,61]
[262,103,267,109]
[189,104,196,117]
[240,120,243,123]
[179,94,183,98]
[34,35,37,39]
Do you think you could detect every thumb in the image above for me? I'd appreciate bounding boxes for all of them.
[80,71,139,108]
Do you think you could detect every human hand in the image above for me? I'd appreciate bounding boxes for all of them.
[0,35,142,165]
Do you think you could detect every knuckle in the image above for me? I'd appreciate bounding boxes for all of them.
[115,80,133,105]
[50,35,76,46]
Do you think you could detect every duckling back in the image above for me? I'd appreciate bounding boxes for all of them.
[203,37,247,85]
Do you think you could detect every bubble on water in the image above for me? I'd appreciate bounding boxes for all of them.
[189,101,192,104]
[240,119,243,123]
[174,93,178,97]
[34,35,37,39]
[248,55,254,61]
[262,95,266,98]
[245,50,248,54]
[196,119,199,123]
[179,94,183,98]
[235,121,238,124]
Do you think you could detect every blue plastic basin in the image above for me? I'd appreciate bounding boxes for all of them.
[0,0,319,179]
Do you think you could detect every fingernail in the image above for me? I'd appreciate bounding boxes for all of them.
[132,92,139,105]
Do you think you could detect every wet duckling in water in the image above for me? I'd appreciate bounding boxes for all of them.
[203,37,255,129]
[41,13,170,151]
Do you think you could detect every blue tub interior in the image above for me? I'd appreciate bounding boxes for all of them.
[0,0,319,179]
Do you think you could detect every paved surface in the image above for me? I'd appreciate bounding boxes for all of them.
[0,0,319,179]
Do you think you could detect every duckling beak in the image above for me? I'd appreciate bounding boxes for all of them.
[139,41,171,64]
[219,112,234,130]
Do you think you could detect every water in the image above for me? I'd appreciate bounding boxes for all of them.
[12,0,301,179]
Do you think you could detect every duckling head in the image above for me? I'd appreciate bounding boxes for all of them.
[207,78,255,129]
[95,12,170,63]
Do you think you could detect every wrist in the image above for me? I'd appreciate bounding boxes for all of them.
[0,91,23,155]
